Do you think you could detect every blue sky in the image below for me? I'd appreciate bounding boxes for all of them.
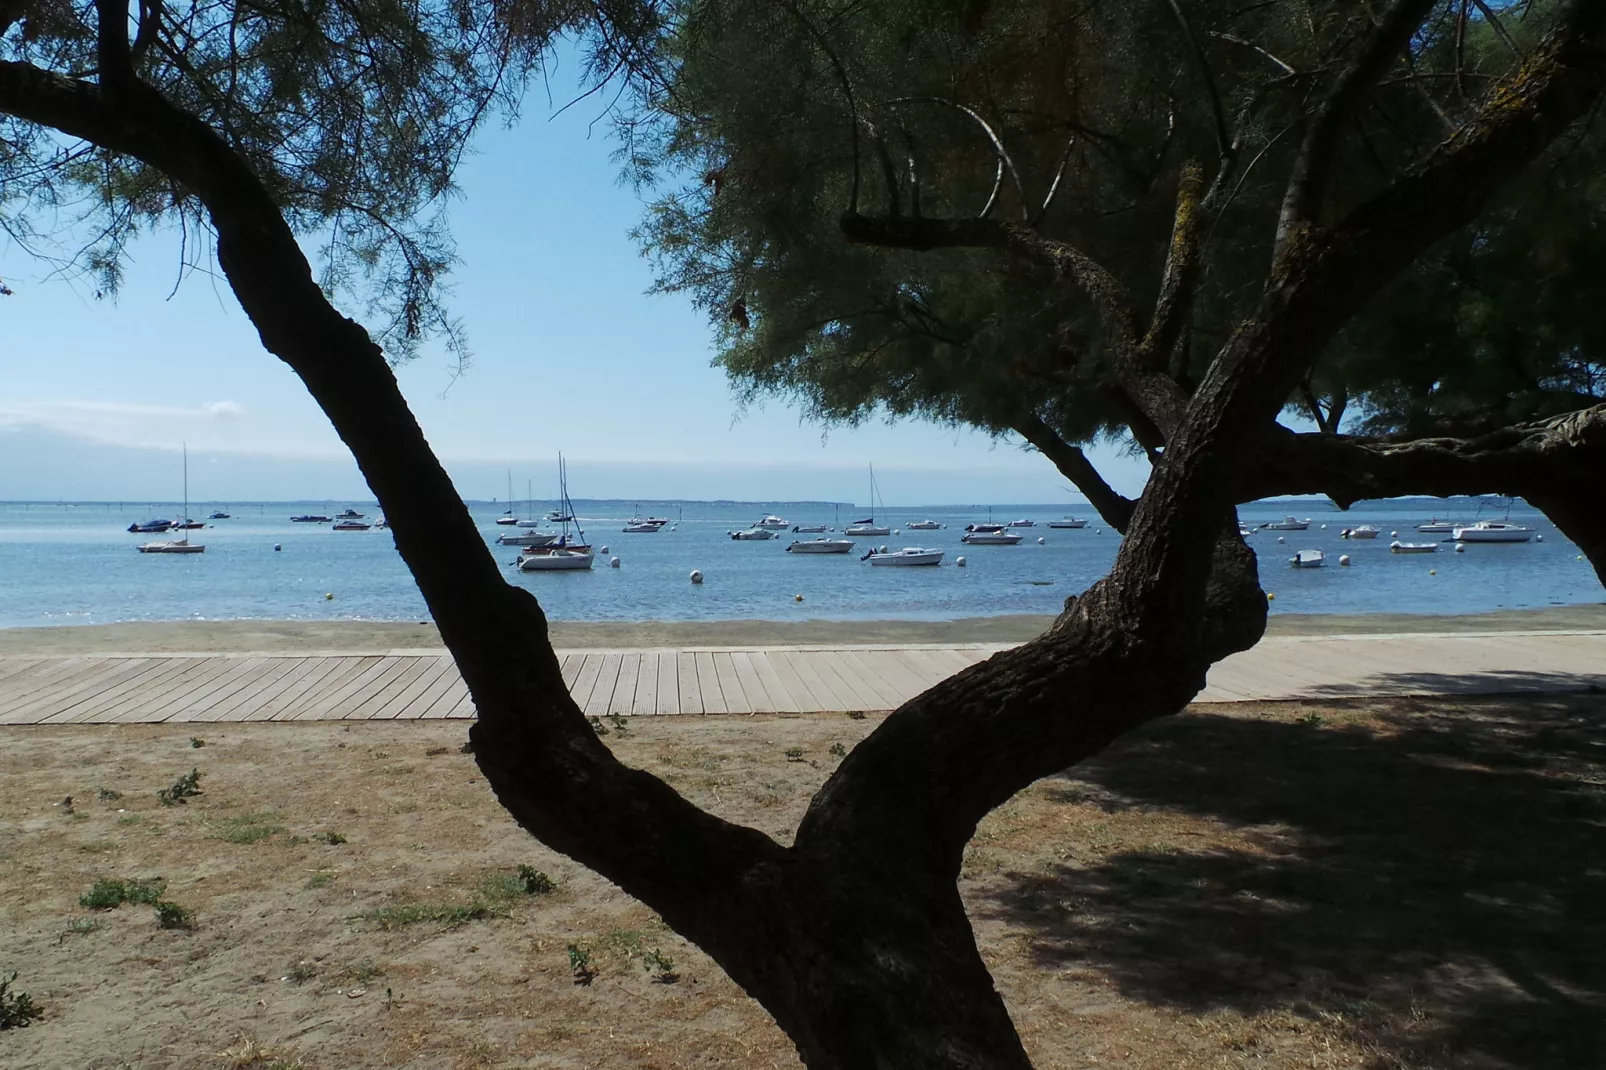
[0,59,1153,506]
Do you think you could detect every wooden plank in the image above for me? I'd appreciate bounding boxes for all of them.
[762,651,821,713]
[401,661,468,720]
[807,651,886,711]
[348,657,438,720]
[777,650,854,710]
[889,649,959,689]
[711,652,750,714]
[655,653,680,715]
[282,656,388,720]
[47,656,202,724]
[749,652,802,714]
[560,654,584,691]
[608,654,641,716]
[372,657,456,720]
[845,649,927,707]
[0,657,49,686]
[439,689,477,719]
[239,656,357,721]
[584,654,623,717]
[21,658,162,725]
[209,657,315,721]
[633,653,660,716]
[105,658,234,723]
[292,656,406,720]
[0,656,105,716]
[676,652,702,714]
[95,658,221,724]
[835,649,908,709]
[729,652,771,712]
[694,652,726,714]
[570,654,605,711]
[164,657,280,722]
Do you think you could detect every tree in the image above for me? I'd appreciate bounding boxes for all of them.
[3,0,1604,1066]
[632,0,1606,578]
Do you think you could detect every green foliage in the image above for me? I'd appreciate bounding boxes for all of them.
[828,742,847,759]
[80,877,166,909]
[314,830,348,845]
[0,973,42,1030]
[189,737,205,749]
[566,943,595,985]
[367,903,491,930]
[157,768,202,805]
[154,901,195,930]
[642,947,679,984]
[211,813,285,844]
[783,747,805,763]
[619,0,1593,458]
[516,865,556,896]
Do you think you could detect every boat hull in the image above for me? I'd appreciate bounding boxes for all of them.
[868,549,943,566]
[1289,551,1324,568]
[1390,542,1438,554]
[1453,526,1534,542]
[729,529,777,540]
[1046,520,1086,529]
[844,525,891,536]
[787,540,854,554]
[497,531,559,547]
[961,532,1022,545]
[137,541,204,554]
[518,551,594,571]
[906,521,943,530]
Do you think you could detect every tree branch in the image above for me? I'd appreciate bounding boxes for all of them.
[1142,160,1204,373]
[1010,412,1137,532]
[94,0,135,91]
[1274,0,1439,259]
[1165,0,1231,164]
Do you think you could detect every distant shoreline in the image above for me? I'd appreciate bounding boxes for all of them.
[0,604,1601,655]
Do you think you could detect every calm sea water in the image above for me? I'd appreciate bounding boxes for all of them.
[0,498,1597,628]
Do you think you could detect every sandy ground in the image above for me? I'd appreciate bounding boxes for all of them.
[0,694,1599,1069]
[0,603,1602,655]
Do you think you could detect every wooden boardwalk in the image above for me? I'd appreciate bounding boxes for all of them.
[0,631,1601,726]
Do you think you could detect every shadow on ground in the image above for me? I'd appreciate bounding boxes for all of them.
[982,694,1606,1068]
[1298,669,1606,699]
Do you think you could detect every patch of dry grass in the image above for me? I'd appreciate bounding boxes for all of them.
[0,693,1599,1068]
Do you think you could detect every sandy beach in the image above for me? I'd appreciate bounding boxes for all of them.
[0,603,1600,655]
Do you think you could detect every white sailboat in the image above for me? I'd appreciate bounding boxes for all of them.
[138,444,205,554]
[496,470,519,525]
[844,464,892,536]
[517,455,593,571]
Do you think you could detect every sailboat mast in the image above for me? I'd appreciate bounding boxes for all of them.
[181,443,189,544]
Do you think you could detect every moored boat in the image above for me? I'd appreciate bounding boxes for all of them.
[291,514,332,523]
[128,518,174,533]
[961,524,1023,545]
[336,509,365,519]
[333,519,371,530]
[1417,520,1455,533]
[729,528,777,540]
[1289,548,1325,568]
[786,538,855,554]
[1046,517,1087,529]
[1264,516,1311,531]
[138,444,204,554]
[207,511,231,520]
[792,523,829,533]
[1452,521,1534,543]
[906,519,944,530]
[1390,541,1438,554]
[515,455,592,570]
[866,547,944,566]
[1007,518,1035,528]
[754,514,790,529]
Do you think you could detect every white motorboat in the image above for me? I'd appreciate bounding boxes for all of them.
[138,444,204,555]
[1239,527,1255,538]
[515,454,592,571]
[1046,517,1087,529]
[171,518,206,530]
[1343,525,1381,539]
[545,510,574,523]
[518,546,594,571]
[1452,521,1534,543]
[1007,518,1036,528]
[333,519,371,531]
[1390,541,1438,554]
[754,514,790,529]
[291,514,332,523]
[786,538,855,554]
[729,528,777,540]
[906,519,944,530]
[207,511,231,520]
[792,523,829,533]
[1417,520,1455,533]
[1264,516,1311,531]
[623,521,662,533]
[374,516,388,529]
[961,524,1023,546]
[336,509,365,519]
[866,547,944,566]
[129,518,174,533]
[1289,548,1324,568]
[498,530,560,547]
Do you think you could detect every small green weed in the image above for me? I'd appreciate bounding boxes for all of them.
[1297,712,1327,728]
[305,871,336,889]
[314,830,347,845]
[212,813,285,845]
[157,768,202,805]
[154,901,194,930]
[78,840,116,854]
[97,788,121,801]
[588,716,609,736]
[65,917,99,935]
[828,742,847,758]
[643,948,679,984]
[283,960,317,985]
[188,737,205,748]
[607,713,629,736]
[332,959,383,986]
[846,710,866,720]
[80,877,166,909]
[783,747,805,762]
[0,973,42,1030]
[516,865,555,896]
[567,943,595,986]
[424,746,451,757]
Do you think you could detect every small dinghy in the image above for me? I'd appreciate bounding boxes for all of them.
[1289,548,1325,568]
[1390,540,1439,554]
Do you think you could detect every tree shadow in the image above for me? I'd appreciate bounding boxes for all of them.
[1298,669,1606,698]
[979,694,1606,1068]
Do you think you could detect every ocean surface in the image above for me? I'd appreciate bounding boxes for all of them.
[0,498,1598,629]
